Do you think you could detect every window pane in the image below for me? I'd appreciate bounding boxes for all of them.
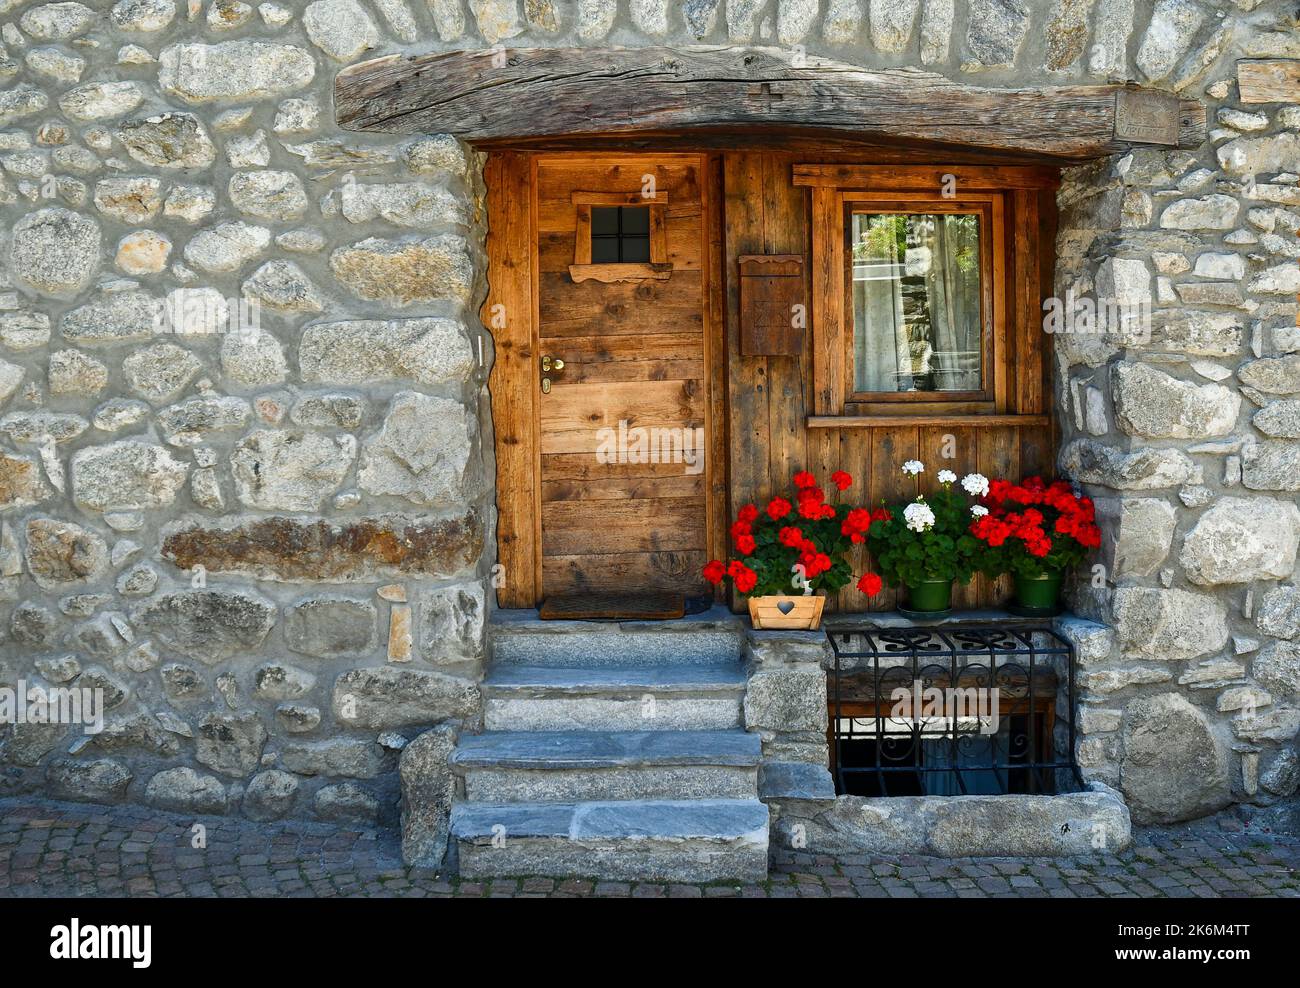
[850,212,983,394]
[591,207,619,236]
[620,236,650,262]
[591,236,620,262]
[620,206,650,235]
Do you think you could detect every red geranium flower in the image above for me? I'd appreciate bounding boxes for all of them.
[778,526,805,548]
[857,572,883,597]
[793,470,816,489]
[738,503,759,523]
[735,534,756,555]
[766,497,792,521]
[831,470,852,492]
[702,560,726,584]
[732,564,757,594]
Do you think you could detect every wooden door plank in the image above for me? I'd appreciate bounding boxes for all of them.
[538,379,704,455]
[541,497,705,555]
[537,271,705,337]
[544,550,708,595]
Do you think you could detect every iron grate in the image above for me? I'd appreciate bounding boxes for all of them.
[826,623,1084,798]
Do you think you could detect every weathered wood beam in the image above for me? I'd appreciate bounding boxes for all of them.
[336,46,1205,160]
[1237,59,1300,104]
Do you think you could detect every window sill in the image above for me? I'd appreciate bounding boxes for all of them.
[806,414,1050,429]
[568,262,672,284]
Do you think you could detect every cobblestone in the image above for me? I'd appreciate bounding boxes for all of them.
[2,797,1297,898]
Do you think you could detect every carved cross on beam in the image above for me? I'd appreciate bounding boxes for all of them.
[747,82,785,105]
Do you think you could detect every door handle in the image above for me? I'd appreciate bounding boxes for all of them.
[540,355,564,394]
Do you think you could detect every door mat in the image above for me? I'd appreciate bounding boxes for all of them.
[539,592,686,621]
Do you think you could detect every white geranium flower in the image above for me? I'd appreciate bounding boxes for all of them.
[971,505,989,517]
[904,501,936,533]
[901,460,925,476]
[938,469,957,484]
[961,473,990,497]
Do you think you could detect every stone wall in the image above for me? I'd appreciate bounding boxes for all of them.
[0,0,1296,834]
[1051,4,1300,822]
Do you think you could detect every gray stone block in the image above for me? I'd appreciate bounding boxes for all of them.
[482,664,745,731]
[452,798,769,882]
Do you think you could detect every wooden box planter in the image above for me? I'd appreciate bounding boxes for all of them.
[747,594,826,630]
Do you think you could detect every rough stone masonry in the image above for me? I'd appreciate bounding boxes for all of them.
[0,0,1297,865]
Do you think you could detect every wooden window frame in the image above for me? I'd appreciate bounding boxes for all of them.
[840,193,1004,415]
[795,164,1055,428]
[569,190,673,284]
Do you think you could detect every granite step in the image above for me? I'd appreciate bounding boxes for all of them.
[483,664,747,731]
[451,798,770,882]
[488,608,745,668]
[451,729,761,802]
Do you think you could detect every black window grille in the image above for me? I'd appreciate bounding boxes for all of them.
[591,206,651,263]
[826,624,1084,797]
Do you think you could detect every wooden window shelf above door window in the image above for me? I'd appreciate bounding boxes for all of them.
[569,189,672,284]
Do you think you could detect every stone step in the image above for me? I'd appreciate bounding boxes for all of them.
[483,664,746,731]
[488,607,745,668]
[451,798,770,882]
[451,729,761,802]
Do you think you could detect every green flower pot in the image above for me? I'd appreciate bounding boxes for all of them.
[905,578,953,613]
[1014,571,1063,611]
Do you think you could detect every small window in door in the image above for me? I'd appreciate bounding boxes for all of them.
[590,206,652,263]
[569,190,672,284]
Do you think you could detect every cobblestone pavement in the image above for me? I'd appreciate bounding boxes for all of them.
[1,797,1297,898]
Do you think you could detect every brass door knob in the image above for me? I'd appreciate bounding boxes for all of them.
[541,355,565,373]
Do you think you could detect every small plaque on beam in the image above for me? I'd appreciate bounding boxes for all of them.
[1114,89,1181,146]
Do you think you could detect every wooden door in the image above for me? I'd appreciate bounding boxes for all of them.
[534,154,711,597]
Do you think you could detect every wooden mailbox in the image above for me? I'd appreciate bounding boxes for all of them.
[738,254,805,356]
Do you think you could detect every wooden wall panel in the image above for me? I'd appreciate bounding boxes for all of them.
[721,150,1058,612]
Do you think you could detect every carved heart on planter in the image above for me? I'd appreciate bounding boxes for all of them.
[746,595,825,630]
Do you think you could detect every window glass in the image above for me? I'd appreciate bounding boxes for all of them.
[850,212,982,394]
[589,206,651,263]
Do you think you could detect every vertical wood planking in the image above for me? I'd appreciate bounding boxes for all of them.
[921,425,978,608]
[764,153,808,495]
[724,152,769,607]
[704,152,730,579]
[1011,190,1043,416]
[869,426,920,611]
[977,426,1020,607]
[482,151,537,606]
[809,185,843,415]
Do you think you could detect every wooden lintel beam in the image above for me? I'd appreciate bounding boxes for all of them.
[335,46,1205,160]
